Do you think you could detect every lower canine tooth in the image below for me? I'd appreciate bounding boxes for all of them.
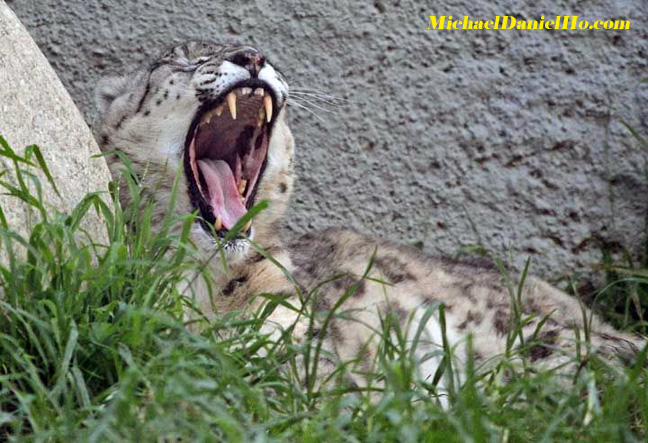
[243,220,252,232]
[258,107,265,127]
[238,179,247,195]
[226,92,237,119]
[263,94,273,122]
[214,216,223,231]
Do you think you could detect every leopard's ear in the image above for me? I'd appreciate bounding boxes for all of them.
[95,74,130,121]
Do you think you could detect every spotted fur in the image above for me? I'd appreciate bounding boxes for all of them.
[96,40,645,395]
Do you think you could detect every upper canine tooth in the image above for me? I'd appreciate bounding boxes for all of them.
[263,93,273,122]
[254,88,264,97]
[215,104,224,116]
[214,216,223,231]
[226,92,237,119]
[240,87,252,96]
[238,179,247,195]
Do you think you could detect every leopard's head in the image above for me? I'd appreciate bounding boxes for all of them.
[96,40,294,262]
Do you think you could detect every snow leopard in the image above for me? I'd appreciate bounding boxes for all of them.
[96,40,644,395]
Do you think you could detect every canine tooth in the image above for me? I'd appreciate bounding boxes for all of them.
[214,216,223,231]
[238,179,247,195]
[226,92,237,119]
[243,220,252,232]
[215,104,224,116]
[263,93,272,122]
[258,107,265,127]
[201,111,213,125]
[240,87,252,96]
[254,88,264,96]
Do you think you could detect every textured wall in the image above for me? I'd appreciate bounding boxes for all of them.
[7,0,648,278]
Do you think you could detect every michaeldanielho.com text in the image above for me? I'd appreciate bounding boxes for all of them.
[427,16,630,30]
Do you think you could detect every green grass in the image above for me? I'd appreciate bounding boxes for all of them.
[0,135,647,442]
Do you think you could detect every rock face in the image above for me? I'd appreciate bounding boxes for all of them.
[0,2,112,246]
[8,0,648,278]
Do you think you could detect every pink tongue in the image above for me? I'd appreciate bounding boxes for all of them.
[197,159,247,230]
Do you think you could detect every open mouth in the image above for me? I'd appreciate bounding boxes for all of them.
[184,82,276,238]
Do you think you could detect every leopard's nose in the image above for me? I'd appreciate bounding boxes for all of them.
[227,48,266,77]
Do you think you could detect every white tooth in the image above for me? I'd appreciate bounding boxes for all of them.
[263,93,272,122]
[226,92,237,119]
[241,87,252,96]
[254,88,264,96]
[243,220,252,232]
[238,179,247,195]
[214,216,223,231]
[258,107,265,127]
[215,104,224,116]
[202,111,213,125]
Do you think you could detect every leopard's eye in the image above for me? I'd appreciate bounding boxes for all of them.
[195,56,211,65]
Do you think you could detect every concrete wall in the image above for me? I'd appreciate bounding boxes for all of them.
[8,0,648,278]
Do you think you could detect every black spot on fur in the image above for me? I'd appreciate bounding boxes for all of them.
[169,79,175,85]
[251,252,266,263]
[329,322,343,344]
[176,93,181,100]
[115,115,127,130]
[375,256,416,284]
[290,235,339,278]
[315,296,331,312]
[222,275,248,297]
[331,273,366,298]
[100,134,110,146]
[356,343,373,371]
[457,310,484,330]
[458,282,478,302]
[156,99,162,106]
[421,295,439,306]
[353,281,367,297]
[144,110,150,116]
[163,90,169,99]
[135,76,152,114]
[392,304,408,323]
[279,182,288,193]
[529,330,559,361]
[200,77,217,86]
[596,333,640,363]
[494,309,509,335]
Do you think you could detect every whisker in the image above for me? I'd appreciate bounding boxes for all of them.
[290,88,350,101]
[288,100,327,123]
[289,96,344,115]
[290,90,349,101]
[289,92,349,107]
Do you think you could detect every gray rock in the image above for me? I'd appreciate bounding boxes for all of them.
[0,2,112,249]
[8,0,648,278]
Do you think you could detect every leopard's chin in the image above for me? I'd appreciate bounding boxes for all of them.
[184,81,278,240]
[190,222,253,258]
